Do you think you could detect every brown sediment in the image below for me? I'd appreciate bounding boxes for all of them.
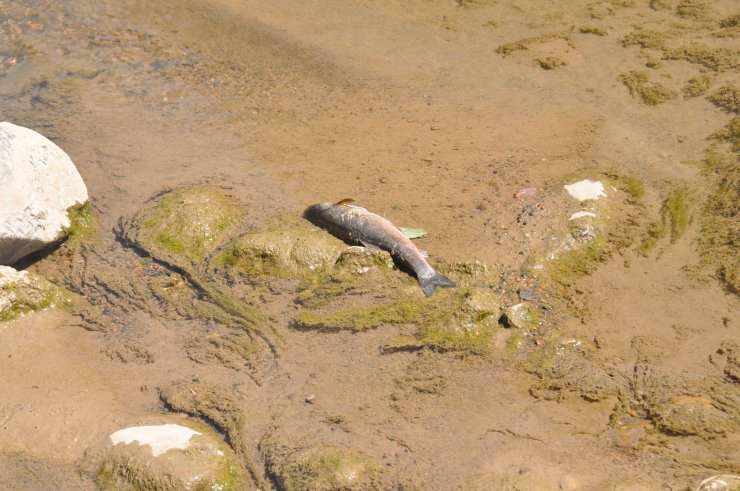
[1,0,739,489]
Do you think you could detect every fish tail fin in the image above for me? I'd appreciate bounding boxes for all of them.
[419,271,456,297]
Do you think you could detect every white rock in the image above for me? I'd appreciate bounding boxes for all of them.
[0,264,29,287]
[0,122,88,265]
[569,211,597,220]
[564,180,606,201]
[110,424,201,457]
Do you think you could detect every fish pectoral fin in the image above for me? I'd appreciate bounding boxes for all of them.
[334,198,356,206]
[419,249,430,258]
[359,240,382,251]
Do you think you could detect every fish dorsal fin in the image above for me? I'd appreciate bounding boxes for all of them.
[334,198,355,206]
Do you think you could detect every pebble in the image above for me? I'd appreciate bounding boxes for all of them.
[559,473,582,490]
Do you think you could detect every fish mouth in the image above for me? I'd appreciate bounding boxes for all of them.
[302,203,327,219]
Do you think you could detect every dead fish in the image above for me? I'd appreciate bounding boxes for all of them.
[303,199,455,296]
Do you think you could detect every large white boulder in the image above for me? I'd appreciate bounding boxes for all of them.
[0,122,88,265]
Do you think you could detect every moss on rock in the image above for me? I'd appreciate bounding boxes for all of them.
[118,186,273,348]
[548,236,609,286]
[215,227,345,279]
[61,201,95,241]
[160,382,263,488]
[264,444,383,491]
[126,186,243,265]
[94,418,250,491]
[0,266,61,322]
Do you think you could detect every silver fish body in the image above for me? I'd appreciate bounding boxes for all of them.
[304,202,455,296]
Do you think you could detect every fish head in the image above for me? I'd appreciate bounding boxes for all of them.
[303,203,333,221]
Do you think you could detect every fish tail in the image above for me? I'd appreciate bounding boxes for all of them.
[419,271,456,297]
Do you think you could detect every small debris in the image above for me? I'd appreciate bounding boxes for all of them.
[503,302,540,330]
[109,424,200,457]
[514,187,539,199]
[398,227,427,239]
[305,394,315,404]
[695,475,740,491]
[569,211,597,220]
[564,180,606,201]
[518,286,537,301]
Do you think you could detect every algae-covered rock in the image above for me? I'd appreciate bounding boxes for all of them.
[265,444,383,491]
[0,265,61,322]
[334,246,394,275]
[384,287,503,354]
[122,186,243,265]
[520,335,623,402]
[94,418,250,490]
[118,186,273,349]
[649,395,737,437]
[217,226,345,279]
[503,302,540,330]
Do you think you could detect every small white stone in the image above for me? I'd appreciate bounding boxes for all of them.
[564,180,606,201]
[110,424,201,457]
[569,211,597,220]
[0,265,28,286]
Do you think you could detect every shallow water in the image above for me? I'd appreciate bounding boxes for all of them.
[1,0,738,489]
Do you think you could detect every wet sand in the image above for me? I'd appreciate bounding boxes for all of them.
[1,0,738,489]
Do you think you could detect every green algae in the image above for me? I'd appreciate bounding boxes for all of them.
[558,168,645,202]
[160,382,262,489]
[264,444,383,491]
[682,75,712,98]
[699,151,740,293]
[663,44,739,72]
[638,185,690,255]
[295,299,424,331]
[663,186,690,241]
[496,32,571,56]
[710,117,740,153]
[296,256,502,354]
[94,417,250,491]
[720,13,740,28]
[620,70,677,105]
[675,0,718,21]
[503,302,541,330]
[61,202,95,241]
[621,29,676,50]
[215,228,345,279]
[708,83,740,114]
[0,278,58,322]
[388,287,502,355]
[549,236,609,286]
[137,186,243,264]
[118,186,274,350]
